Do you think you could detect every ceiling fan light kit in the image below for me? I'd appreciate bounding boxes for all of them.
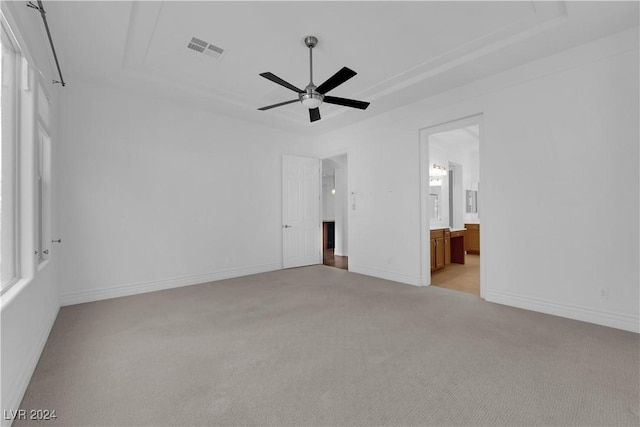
[300,92,323,109]
[258,35,370,123]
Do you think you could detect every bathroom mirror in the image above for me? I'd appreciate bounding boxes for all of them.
[466,190,477,213]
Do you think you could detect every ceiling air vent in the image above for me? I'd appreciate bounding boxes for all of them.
[187,37,226,60]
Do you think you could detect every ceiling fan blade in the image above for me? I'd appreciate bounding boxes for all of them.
[316,67,357,94]
[258,99,299,111]
[259,72,303,93]
[309,107,321,122]
[323,96,370,110]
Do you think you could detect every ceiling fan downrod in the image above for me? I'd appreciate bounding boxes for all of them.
[305,36,317,86]
[301,36,323,109]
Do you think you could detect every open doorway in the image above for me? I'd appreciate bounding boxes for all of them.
[321,155,348,270]
[420,116,482,296]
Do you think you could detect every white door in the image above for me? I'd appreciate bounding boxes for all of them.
[282,154,321,268]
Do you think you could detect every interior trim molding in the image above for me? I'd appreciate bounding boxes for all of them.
[2,305,59,427]
[121,1,568,125]
[485,290,640,333]
[360,1,567,101]
[60,263,282,307]
[349,264,421,287]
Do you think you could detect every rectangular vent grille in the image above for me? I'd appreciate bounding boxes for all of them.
[187,37,226,60]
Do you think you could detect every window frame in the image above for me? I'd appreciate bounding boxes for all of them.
[35,120,51,267]
[0,10,54,298]
[1,19,22,293]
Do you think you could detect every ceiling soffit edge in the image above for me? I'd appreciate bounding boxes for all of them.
[121,2,267,113]
[361,1,568,102]
[120,1,567,126]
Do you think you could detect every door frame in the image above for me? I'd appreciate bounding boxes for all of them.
[320,151,349,269]
[280,151,350,270]
[419,114,484,298]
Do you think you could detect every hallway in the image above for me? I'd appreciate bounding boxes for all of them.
[323,248,348,270]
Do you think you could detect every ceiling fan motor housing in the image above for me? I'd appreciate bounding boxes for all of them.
[300,85,323,108]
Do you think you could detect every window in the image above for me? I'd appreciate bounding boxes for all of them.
[36,123,51,264]
[1,22,21,292]
[1,16,53,293]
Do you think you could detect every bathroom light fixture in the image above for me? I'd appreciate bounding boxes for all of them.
[431,163,447,176]
[430,176,443,186]
[332,173,336,195]
[429,164,447,186]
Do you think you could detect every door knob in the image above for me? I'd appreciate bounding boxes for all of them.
[283,224,292,228]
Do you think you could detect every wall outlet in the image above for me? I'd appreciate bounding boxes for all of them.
[599,287,609,299]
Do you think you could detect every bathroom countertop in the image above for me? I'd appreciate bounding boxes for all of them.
[429,226,468,232]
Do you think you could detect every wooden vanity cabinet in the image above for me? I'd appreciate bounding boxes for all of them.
[430,229,446,272]
[449,229,466,264]
[444,229,451,265]
[464,223,480,254]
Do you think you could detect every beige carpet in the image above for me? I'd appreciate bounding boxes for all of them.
[15,265,640,426]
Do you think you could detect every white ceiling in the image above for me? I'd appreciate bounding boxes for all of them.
[43,1,639,135]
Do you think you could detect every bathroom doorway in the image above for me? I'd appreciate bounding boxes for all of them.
[321,155,348,270]
[420,116,482,296]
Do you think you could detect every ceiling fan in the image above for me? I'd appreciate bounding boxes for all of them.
[258,36,370,123]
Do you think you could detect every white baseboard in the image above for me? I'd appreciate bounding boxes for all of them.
[2,305,59,427]
[485,290,639,333]
[334,248,348,257]
[60,263,282,306]
[349,264,421,287]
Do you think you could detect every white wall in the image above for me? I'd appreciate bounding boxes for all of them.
[321,156,348,257]
[465,149,480,224]
[428,147,449,228]
[57,80,313,305]
[332,155,348,257]
[429,140,479,229]
[1,3,61,424]
[313,27,639,332]
[321,160,336,221]
[322,175,336,221]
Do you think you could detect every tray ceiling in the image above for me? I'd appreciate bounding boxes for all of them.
[40,1,639,134]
